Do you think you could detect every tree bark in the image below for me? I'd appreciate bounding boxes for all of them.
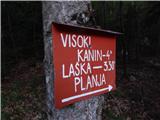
[42,1,105,120]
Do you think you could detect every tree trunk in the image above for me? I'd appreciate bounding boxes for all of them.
[42,1,105,120]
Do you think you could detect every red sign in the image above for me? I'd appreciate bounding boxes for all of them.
[52,22,118,109]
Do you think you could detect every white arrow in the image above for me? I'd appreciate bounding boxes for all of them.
[62,85,113,103]
[108,85,113,92]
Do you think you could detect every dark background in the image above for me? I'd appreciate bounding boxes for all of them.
[1,1,160,120]
[2,1,160,77]
[2,2,44,77]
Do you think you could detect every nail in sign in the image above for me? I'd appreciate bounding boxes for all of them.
[52,22,119,109]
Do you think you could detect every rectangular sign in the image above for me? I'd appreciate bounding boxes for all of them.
[52,22,117,109]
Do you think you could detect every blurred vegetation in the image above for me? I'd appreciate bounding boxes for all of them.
[2,1,160,77]
[1,61,46,120]
[2,2,44,77]
[92,1,160,61]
